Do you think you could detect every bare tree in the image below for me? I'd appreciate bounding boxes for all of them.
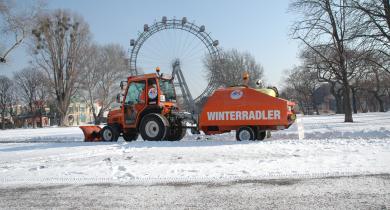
[78,44,127,124]
[349,0,390,72]
[204,49,264,88]
[358,52,390,112]
[78,44,100,123]
[31,10,91,126]
[283,66,321,115]
[290,0,359,122]
[0,75,13,129]
[0,0,44,63]
[14,67,48,128]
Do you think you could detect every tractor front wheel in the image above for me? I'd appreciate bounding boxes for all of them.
[139,114,168,141]
[100,126,119,142]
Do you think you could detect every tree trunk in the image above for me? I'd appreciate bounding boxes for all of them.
[312,98,320,115]
[57,96,70,126]
[374,93,385,112]
[39,109,43,128]
[9,108,16,129]
[32,116,37,128]
[1,111,5,130]
[352,88,358,114]
[58,111,66,126]
[12,116,16,129]
[314,103,320,115]
[335,94,343,114]
[40,116,43,127]
[93,112,100,125]
[96,109,104,125]
[370,98,377,112]
[90,105,99,125]
[298,101,306,115]
[359,100,366,113]
[29,103,37,128]
[343,83,353,122]
[330,83,343,114]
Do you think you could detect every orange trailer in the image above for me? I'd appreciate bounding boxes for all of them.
[198,86,296,141]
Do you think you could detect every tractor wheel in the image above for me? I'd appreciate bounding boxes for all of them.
[256,130,266,141]
[236,126,255,141]
[123,132,139,142]
[165,127,187,141]
[139,114,168,141]
[100,126,119,142]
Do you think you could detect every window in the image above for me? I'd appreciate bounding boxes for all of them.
[158,78,176,102]
[80,114,86,122]
[125,80,146,105]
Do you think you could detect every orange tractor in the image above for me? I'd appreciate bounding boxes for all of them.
[80,69,296,142]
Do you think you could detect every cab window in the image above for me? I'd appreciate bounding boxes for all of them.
[158,78,176,102]
[125,81,146,105]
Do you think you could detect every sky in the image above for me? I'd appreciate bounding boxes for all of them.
[0,0,301,92]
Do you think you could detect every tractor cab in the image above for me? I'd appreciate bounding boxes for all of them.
[108,72,178,130]
[80,67,195,142]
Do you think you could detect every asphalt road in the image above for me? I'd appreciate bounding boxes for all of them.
[1,174,389,209]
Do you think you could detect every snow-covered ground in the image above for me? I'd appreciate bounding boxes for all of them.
[0,112,389,185]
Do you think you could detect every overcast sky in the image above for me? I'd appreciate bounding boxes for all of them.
[0,0,301,89]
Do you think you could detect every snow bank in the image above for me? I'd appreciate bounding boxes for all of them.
[273,112,390,140]
[0,127,84,142]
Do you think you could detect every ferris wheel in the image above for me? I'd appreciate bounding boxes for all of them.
[129,16,221,113]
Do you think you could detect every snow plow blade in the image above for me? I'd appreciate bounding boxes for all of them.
[79,126,102,142]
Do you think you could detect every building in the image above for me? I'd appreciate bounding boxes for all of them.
[66,100,107,126]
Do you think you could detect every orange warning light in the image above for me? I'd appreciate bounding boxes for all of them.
[243,71,249,85]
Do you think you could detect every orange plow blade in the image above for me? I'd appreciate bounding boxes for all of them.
[79,126,102,142]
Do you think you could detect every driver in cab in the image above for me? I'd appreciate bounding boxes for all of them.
[139,79,158,104]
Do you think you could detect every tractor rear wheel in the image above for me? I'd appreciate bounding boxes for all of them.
[256,130,266,141]
[236,126,255,141]
[139,114,168,141]
[100,126,119,141]
[165,127,186,141]
[123,132,139,142]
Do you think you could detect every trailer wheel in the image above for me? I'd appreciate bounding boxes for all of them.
[100,126,119,142]
[236,126,255,141]
[256,130,266,141]
[139,114,168,141]
[123,132,139,142]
